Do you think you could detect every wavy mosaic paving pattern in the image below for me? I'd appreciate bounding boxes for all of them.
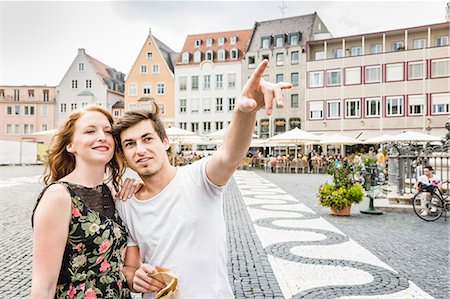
[234,171,433,299]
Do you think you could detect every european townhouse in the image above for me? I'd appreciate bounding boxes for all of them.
[174,29,252,134]
[242,13,331,138]
[56,48,125,125]
[125,29,178,127]
[305,22,450,139]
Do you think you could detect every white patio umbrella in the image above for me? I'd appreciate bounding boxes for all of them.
[165,127,197,138]
[207,128,258,140]
[265,128,322,157]
[319,134,361,145]
[30,129,58,136]
[394,131,442,142]
[363,134,396,144]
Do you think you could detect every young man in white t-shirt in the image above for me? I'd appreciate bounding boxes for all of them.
[114,60,292,298]
[414,165,442,216]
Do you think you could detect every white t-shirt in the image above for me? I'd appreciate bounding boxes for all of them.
[115,158,233,299]
[417,174,441,186]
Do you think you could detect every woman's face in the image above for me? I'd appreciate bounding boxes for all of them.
[66,111,115,166]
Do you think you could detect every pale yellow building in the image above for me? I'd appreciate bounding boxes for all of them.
[125,29,178,127]
[305,22,449,139]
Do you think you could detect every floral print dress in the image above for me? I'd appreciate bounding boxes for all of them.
[32,182,131,299]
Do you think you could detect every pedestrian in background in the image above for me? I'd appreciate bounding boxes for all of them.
[30,106,133,299]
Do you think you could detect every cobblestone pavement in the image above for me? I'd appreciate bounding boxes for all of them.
[1,166,449,298]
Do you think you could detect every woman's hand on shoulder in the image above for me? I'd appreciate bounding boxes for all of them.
[115,178,143,201]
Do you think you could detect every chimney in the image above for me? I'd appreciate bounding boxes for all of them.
[78,48,85,55]
[149,27,152,34]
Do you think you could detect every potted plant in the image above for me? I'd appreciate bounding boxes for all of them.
[318,161,364,216]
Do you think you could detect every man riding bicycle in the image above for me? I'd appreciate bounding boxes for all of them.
[414,165,443,217]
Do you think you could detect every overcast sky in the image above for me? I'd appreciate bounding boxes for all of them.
[1,0,448,86]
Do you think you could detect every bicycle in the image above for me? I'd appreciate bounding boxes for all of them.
[411,182,449,221]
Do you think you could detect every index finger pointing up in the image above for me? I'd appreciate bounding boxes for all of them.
[248,59,269,84]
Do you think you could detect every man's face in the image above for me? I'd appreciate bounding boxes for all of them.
[424,168,432,177]
[120,120,170,177]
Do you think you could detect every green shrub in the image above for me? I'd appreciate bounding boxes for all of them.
[318,182,364,211]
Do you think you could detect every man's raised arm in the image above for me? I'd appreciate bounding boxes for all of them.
[206,59,293,186]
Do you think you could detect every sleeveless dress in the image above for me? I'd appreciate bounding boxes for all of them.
[32,182,132,299]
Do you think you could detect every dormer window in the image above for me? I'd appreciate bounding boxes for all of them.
[218,49,226,61]
[275,35,285,48]
[194,39,201,48]
[205,50,214,61]
[181,52,190,63]
[78,62,84,71]
[218,37,225,46]
[288,33,300,46]
[193,51,202,63]
[206,38,213,47]
[261,36,271,49]
[230,48,239,60]
[230,36,237,44]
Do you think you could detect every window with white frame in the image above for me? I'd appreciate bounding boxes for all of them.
[228,73,236,88]
[128,83,137,96]
[276,53,284,66]
[431,93,450,114]
[327,70,341,86]
[309,102,323,119]
[370,44,382,54]
[365,97,381,117]
[289,33,299,46]
[13,89,19,101]
[216,98,223,111]
[143,83,151,95]
[81,102,88,108]
[191,76,199,90]
[179,77,187,91]
[248,56,255,68]
[152,64,160,73]
[275,35,284,47]
[194,39,201,47]
[218,37,225,45]
[179,99,187,113]
[85,80,92,88]
[230,49,238,60]
[408,62,425,79]
[314,51,324,60]
[140,102,151,110]
[60,103,67,113]
[0,89,5,97]
[128,103,137,110]
[205,50,213,61]
[291,73,299,86]
[14,124,20,134]
[181,52,190,63]
[228,98,236,111]
[71,80,77,89]
[71,103,77,111]
[309,71,323,87]
[230,36,237,44]
[147,52,153,60]
[408,95,425,115]
[157,83,165,95]
[345,67,361,85]
[391,41,404,51]
[41,124,48,132]
[203,122,211,133]
[179,122,187,130]
[6,106,12,115]
[435,36,448,46]
[261,36,270,49]
[291,94,299,108]
[191,98,199,112]
[413,39,426,49]
[327,101,341,118]
[350,47,362,56]
[78,62,84,71]
[191,122,199,133]
[345,99,360,118]
[276,74,284,83]
[28,89,34,98]
[386,63,404,81]
[332,49,343,58]
[215,121,224,130]
[203,98,211,112]
[365,66,381,83]
[14,105,20,115]
[431,58,450,78]
[386,96,403,116]
[193,51,202,63]
[140,64,148,74]
[203,75,211,89]
[206,38,213,47]
[291,51,299,64]
[6,124,12,135]
[24,106,35,115]
[216,74,223,88]
[218,49,226,61]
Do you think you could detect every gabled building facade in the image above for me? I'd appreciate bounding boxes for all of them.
[242,13,331,138]
[56,48,125,125]
[305,22,450,139]
[175,29,252,134]
[125,29,178,127]
[0,85,56,143]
